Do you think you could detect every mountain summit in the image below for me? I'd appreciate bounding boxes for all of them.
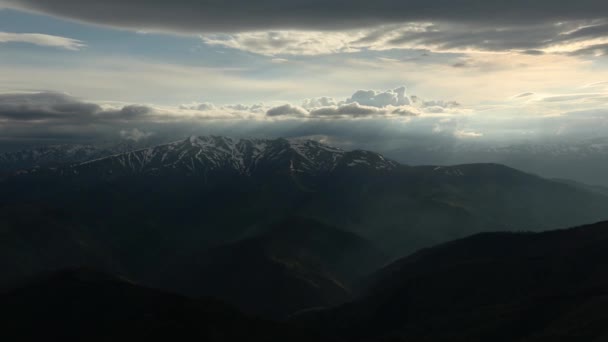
[48,136,398,178]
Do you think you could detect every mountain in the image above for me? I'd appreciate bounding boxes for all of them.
[387,136,608,187]
[301,220,608,341]
[2,136,608,294]
[6,222,608,341]
[0,140,158,176]
[552,178,608,197]
[0,144,106,174]
[0,268,305,342]
[46,136,397,180]
[158,217,387,318]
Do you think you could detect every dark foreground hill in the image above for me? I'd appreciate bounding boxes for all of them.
[0,268,305,342]
[5,221,608,341]
[301,220,608,342]
[158,217,387,318]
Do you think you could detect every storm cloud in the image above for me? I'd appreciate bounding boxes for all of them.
[3,0,608,32]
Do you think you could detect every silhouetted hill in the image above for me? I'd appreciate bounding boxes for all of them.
[6,222,608,341]
[0,268,305,342]
[160,217,387,318]
[301,220,608,341]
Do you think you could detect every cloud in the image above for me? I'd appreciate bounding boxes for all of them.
[197,20,608,57]
[266,87,462,119]
[0,92,165,124]
[180,102,216,111]
[202,31,362,56]
[4,1,608,62]
[309,103,383,117]
[302,97,338,109]
[514,92,535,98]
[0,31,85,50]
[0,92,100,121]
[4,0,608,33]
[271,58,289,64]
[120,128,154,141]
[266,104,308,117]
[1,85,606,152]
[346,86,411,107]
[454,129,483,138]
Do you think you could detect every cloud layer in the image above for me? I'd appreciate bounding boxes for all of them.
[0,31,85,50]
[3,0,608,32]
[201,20,608,57]
[1,83,607,151]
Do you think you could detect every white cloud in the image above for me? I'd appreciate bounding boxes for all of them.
[346,86,411,107]
[201,31,365,56]
[302,97,338,109]
[271,58,289,64]
[0,32,85,50]
[454,130,483,138]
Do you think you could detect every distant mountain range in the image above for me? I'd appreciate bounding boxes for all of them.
[387,137,608,187]
[1,136,608,321]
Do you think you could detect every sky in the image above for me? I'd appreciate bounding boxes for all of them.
[0,0,608,150]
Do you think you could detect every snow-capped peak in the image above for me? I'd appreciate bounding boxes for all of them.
[63,136,398,177]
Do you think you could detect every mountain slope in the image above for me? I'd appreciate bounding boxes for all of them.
[0,141,156,175]
[159,217,387,318]
[302,220,608,341]
[1,268,305,342]
[2,136,608,292]
[55,136,396,180]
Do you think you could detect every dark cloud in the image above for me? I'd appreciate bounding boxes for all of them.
[0,92,100,121]
[378,21,608,53]
[568,43,608,56]
[4,0,608,32]
[0,91,163,146]
[266,104,308,117]
[0,92,158,124]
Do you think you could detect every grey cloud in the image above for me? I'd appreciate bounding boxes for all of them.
[5,0,608,33]
[521,50,545,55]
[180,102,216,111]
[0,92,158,125]
[310,103,384,117]
[266,104,308,117]
[120,128,154,141]
[362,21,608,55]
[109,105,154,119]
[1,92,606,166]
[224,103,266,113]
[568,43,608,56]
[421,100,460,108]
[0,92,101,121]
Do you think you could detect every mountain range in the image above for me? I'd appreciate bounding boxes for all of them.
[2,136,608,320]
[387,136,608,187]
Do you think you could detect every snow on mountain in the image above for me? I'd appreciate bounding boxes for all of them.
[0,144,107,172]
[64,136,398,177]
